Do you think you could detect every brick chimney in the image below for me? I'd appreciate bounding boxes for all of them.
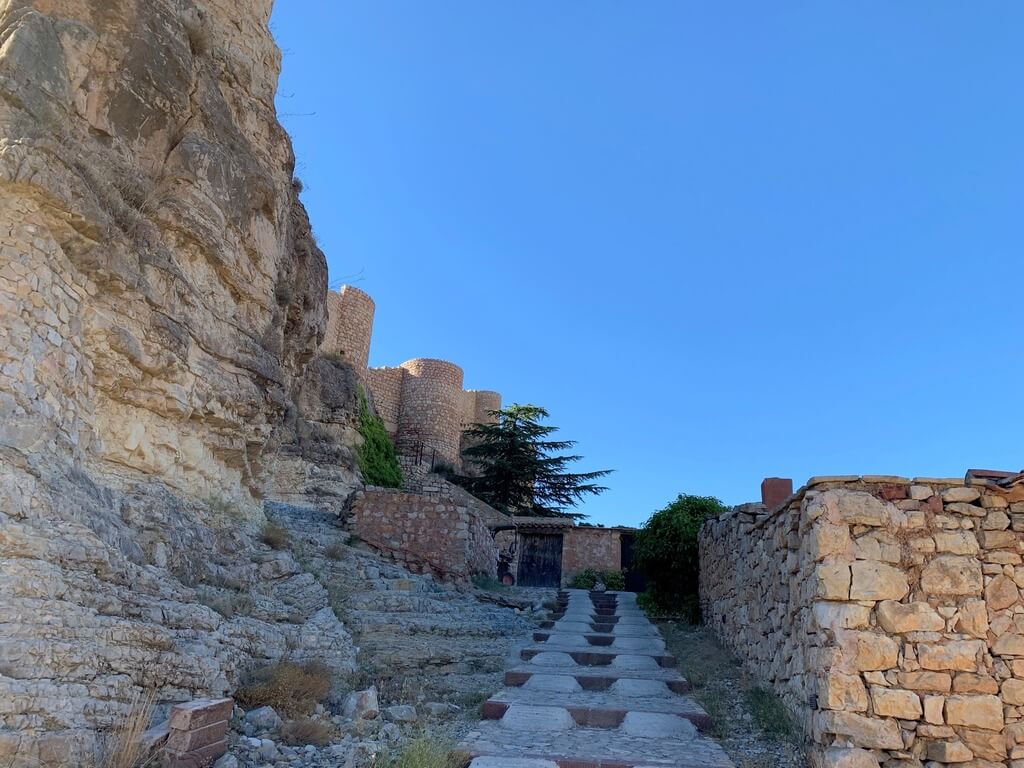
[761,477,793,510]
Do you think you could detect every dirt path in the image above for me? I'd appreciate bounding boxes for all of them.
[658,621,809,768]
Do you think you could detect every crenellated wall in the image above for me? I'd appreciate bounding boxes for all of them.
[324,286,501,471]
[700,474,1024,768]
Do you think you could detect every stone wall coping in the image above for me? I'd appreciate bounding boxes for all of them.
[723,473,974,535]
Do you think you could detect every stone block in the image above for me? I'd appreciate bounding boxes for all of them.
[1003,679,1024,706]
[849,561,909,601]
[925,740,973,762]
[986,574,1020,610]
[870,687,921,719]
[921,556,983,596]
[822,671,868,712]
[820,747,880,768]
[818,710,904,750]
[851,632,899,671]
[945,694,1003,731]
[875,601,943,633]
[917,641,985,672]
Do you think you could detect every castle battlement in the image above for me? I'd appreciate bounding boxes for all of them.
[321,287,501,467]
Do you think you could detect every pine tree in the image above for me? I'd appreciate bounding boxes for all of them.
[455,404,611,519]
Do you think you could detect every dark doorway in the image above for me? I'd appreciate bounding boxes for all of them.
[517,533,564,587]
[620,534,647,593]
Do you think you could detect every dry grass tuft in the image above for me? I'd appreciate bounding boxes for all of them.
[260,522,290,550]
[235,660,332,718]
[324,540,346,560]
[375,735,466,768]
[97,691,158,768]
[279,717,336,747]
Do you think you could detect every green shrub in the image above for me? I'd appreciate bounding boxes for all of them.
[634,494,730,618]
[568,569,625,590]
[356,390,403,488]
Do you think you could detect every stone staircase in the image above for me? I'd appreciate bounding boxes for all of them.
[461,589,735,768]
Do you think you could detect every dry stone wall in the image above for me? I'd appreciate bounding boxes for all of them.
[700,476,1024,768]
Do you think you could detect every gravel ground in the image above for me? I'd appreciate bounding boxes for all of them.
[658,621,809,768]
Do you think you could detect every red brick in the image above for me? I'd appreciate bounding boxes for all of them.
[168,698,233,731]
[166,720,229,752]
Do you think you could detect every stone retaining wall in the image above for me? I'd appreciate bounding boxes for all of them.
[700,475,1024,768]
[348,485,498,582]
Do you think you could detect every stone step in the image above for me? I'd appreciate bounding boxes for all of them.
[540,620,660,636]
[521,648,677,668]
[482,692,712,729]
[533,632,666,651]
[462,717,734,768]
[481,701,712,733]
[505,669,689,692]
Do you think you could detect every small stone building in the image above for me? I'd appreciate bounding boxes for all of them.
[493,518,640,588]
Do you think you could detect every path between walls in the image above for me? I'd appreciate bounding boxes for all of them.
[460,589,735,768]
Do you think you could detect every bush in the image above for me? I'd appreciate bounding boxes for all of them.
[568,569,625,590]
[260,522,290,550]
[633,494,730,618]
[235,661,332,718]
[279,717,336,747]
[357,390,403,488]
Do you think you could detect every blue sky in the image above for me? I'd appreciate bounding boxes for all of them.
[270,3,1024,528]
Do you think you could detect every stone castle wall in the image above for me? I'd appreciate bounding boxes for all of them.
[322,287,501,470]
[396,358,464,465]
[700,475,1024,768]
[323,285,375,376]
[364,366,404,436]
[348,482,498,581]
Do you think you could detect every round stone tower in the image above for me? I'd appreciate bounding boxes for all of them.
[470,390,502,424]
[396,358,464,464]
[323,285,375,375]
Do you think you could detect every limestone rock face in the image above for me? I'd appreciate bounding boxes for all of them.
[0,0,362,763]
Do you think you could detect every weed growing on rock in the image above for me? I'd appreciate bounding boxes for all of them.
[325,540,347,560]
[279,717,336,747]
[97,690,157,768]
[235,660,332,718]
[197,589,255,619]
[375,735,467,768]
[745,686,796,740]
[260,522,290,550]
[471,574,505,592]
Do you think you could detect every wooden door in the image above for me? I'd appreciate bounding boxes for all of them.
[517,533,563,587]
[620,533,647,593]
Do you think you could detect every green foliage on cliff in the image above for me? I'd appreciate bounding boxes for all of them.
[634,494,730,619]
[357,391,403,488]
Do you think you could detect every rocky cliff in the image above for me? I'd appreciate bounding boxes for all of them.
[0,0,362,763]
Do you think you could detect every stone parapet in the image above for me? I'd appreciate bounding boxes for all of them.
[700,474,1024,767]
